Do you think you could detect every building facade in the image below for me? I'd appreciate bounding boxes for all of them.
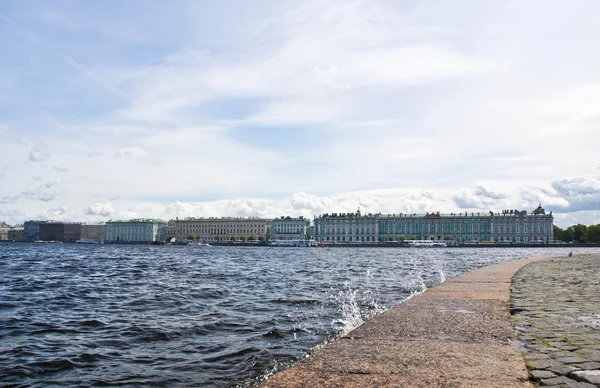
[314,206,554,245]
[163,217,272,242]
[81,223,106,241]
[0,222,10,240]
[63,223,82,242]
[269,217,311,240]
[8,227,24,241]
[313,209,380,243]
[105,219,167,242]
[39,222,65,242]
[24,221,42,241]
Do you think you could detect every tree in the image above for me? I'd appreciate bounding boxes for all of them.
[187,235,195,241]
[398,236,406,241]
[258,236,265,241]
[585,224,600,243]
[553,225,564,241]
[248,235,256,241]
[562,228,574,242]
[195,236,201,241]
[443,236,453,241]
[387,236,395,241]
[215,236,221,241]
[409,236,416,240]
[239,236,246,242]
[230,236,236,241]
[569,224,588,243]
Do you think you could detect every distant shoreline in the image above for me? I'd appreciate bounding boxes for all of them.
[0,240,596,248]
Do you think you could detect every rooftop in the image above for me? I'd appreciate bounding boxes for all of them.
[107,218,167,224]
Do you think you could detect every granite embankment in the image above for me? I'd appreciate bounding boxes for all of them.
[262,255,561,387]
[512,254,600,387]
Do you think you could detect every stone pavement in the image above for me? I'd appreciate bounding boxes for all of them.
[261,256,556,388]
[511,253,600,387]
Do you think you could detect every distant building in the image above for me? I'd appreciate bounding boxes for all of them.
[81,223,106,241]
[269,217,311,240]
[105,219,167,242]
[313,205,555,244]
[24,221,42,241]
[314,208,379,243]
[8,227,24,241]
[40,222,64,242]
[163,217,272,242]
[63,223,82,242]
[0,222,10,240]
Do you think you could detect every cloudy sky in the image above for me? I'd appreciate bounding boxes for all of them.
[1,0,599,228]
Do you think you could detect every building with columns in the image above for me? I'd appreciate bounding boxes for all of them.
[105,219,167,242]
[313,208,379,243]
[314,205,554,245]
[269,217,311,240]
[163,217,272,242]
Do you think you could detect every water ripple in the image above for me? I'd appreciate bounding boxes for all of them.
[1,244,597,387]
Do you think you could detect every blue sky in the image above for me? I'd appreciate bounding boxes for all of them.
[1,0,600,227]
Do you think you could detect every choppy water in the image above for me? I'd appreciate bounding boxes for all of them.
[1,244,598,387]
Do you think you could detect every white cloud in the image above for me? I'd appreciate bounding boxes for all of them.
[115,146,148,158]
[27,147,50,163]
[84,202,115,217]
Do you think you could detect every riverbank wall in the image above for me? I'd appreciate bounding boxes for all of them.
[260,255,561,387]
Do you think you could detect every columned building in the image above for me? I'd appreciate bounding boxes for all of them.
[163,217,272,242]
[269,217,311,240]
[105,219,167,242]
[314,206,554,244]
[314,208,379,243]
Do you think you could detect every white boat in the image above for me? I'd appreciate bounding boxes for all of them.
[406,240,447,248]
[197,242,211,246]
[76,239,104,244]
[268,240,313,247]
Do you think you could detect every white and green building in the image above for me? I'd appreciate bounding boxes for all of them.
[105,219,167,242]
[314,205,554,245]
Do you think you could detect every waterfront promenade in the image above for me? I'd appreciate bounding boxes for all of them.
[261,253,600,387]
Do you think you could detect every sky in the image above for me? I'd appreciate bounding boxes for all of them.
[1,0,599,228]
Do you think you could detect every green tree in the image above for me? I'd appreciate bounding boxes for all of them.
[258,236,265,241]
[585,224,600,243]
[398,236,406,241]
[230,236,236,241]
[187,235,195,241]
[443,236,453,241]
[215,236,221,241]
[387,236,395,242]
[409,236,416,240]
[239,236,246,242]
[248,235,256,241]
[569,224,588,243]
[553,225,564,241]
[562,228,574,242]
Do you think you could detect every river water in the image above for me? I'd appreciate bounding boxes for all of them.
[1,244,598,387]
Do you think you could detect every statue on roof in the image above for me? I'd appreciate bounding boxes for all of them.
[356,207,361,216]
[532,204,545,215]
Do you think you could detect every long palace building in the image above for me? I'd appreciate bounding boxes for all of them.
[314,205,554,244]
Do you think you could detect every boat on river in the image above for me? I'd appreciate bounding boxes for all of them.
[268,240,313,247]
[406,240,447,248]
[76,239,104,244]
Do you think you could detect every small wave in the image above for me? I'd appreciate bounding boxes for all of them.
[270,298,317,306]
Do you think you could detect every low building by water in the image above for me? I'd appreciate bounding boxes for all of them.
[269,217,311,241]
[314,208,380,244]
[105,219,167,242]
[163,217,272,242]
[0,222,10,240]
[314,205,554,244]
[8,227,24,241]
[81,223,106,241]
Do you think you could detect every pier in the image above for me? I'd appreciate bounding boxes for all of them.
[261,253,600,387]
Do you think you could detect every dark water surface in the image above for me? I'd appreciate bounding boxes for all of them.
[1,244,598,387]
